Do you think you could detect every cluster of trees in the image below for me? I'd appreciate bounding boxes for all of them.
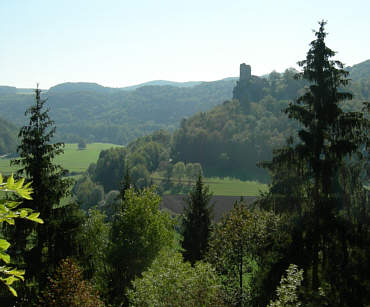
[74,129,203,211]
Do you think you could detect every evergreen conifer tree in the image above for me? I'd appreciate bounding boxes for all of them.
[11,86,73,293]
[262,21,370,305]
[181,174,213,264]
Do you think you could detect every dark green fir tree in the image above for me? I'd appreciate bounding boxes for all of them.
[261,21,370,306]
[181,174,213,264]
[11,86,74,295]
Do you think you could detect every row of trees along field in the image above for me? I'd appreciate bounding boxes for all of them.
[0,21,369,306]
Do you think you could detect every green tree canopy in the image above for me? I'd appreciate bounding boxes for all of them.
[107,187,174,305]
[127,248,225,306]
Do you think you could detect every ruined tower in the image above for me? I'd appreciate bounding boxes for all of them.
[233,63,252,102]
[239,63,251,83]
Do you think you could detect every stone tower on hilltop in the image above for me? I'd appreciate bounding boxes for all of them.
[239,63,251,83]
[233,63,252,102]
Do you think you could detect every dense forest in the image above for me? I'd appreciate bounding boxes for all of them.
[0,21,369,306]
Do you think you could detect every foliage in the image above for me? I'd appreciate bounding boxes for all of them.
[78,139,87,150]
[181,174,213,264]
[173,161,186,182]
[39,258,105,306]
[207,203,286,306]
[77,209,110,296]
[72,175,104,211]
[88,130,172,193]
[127,248,226,307]
[0,174,43,296]
[107,187,175,305]
[268,264,303,307]
[93,147,127,192]
[185,162,203,180]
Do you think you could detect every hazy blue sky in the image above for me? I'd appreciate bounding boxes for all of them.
[1,0,369,89]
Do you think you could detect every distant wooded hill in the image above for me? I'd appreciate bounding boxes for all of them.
[0,78,236,145]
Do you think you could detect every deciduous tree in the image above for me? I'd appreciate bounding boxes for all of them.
[107,187,174,305]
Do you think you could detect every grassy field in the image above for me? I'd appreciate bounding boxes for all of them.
[0,143,121,175]
[205,177,268,196]
[153,175,268,196]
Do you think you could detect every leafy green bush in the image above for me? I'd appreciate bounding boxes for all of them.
[128,249,225,306]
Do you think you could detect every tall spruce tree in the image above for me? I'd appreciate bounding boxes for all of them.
[181,174,213,264]
[11,86,72,293]
[262,21,370,305]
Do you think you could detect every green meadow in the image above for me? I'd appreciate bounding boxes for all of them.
[205,177,268,196]
[153,175,268,196]
[0,143,121,175]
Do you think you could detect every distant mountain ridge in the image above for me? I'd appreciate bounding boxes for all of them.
[0,77,239,94]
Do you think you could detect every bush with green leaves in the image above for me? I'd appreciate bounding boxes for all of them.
[207,203,286,306]
[127,248,225,307]
[0,174,43,296]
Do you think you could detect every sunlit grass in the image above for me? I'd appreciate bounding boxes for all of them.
[205,177,268,196]
[0,143,122,175]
